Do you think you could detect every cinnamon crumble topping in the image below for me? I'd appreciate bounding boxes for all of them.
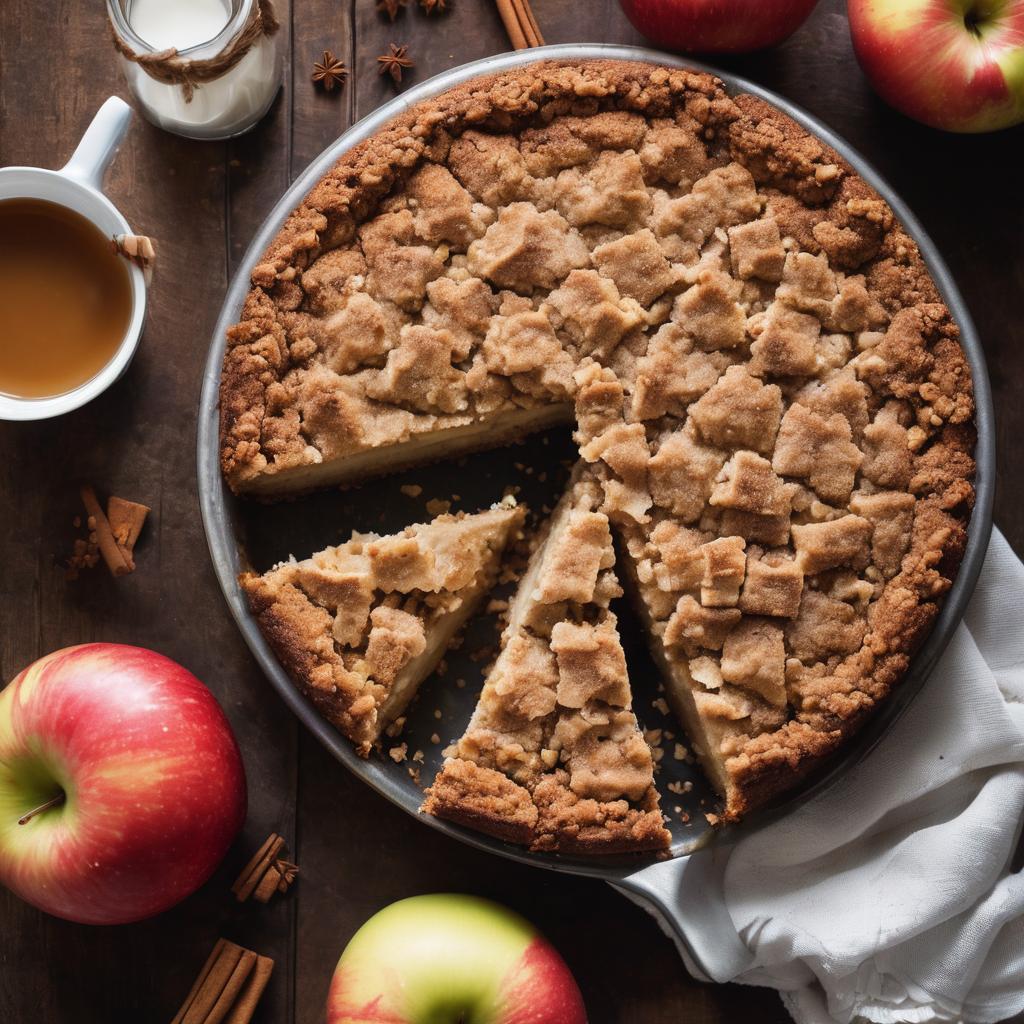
[223,60,975,833]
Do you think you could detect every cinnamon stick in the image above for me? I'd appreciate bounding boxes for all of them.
[80,485,133,576]
[175,940,245,1024]
[225,956,274,1024]
[517,0,545,46]
[171,939,229,1024]
[494,0,544,49]
[231,834,285,902]
[252,864,282,903]
[171,939,274,1024]
[200,949,256,1024]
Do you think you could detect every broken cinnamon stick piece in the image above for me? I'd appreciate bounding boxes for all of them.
[232,833,285,902]
[252,864,282,903]
[231,833,278,897]
[80,485,133,576]
[107,495,150,557]
[231,833,297,903]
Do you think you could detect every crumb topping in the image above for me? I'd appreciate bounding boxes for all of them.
[424,472,670,854]
[225,59,975,832]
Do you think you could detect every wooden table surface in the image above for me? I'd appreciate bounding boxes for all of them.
[1,1,1022,1021]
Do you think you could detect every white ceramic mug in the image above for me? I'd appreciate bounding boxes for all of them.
[0,97,147,421]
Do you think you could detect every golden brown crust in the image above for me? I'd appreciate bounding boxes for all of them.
[222,57,976,833]
[421,757,669,854]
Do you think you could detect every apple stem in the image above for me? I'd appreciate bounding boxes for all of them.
[17,792,64,825]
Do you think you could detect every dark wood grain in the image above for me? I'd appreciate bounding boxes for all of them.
[0,0,1021,1021]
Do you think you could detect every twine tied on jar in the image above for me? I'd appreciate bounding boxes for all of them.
[109,0,279,103]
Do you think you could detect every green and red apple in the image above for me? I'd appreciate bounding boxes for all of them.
[328,894,588,1024]
[619,0,820,53]
[849,0,1024,131]
[0,643,246,925]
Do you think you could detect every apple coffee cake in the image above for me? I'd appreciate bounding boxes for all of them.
[422,470,670,854]
[222,59,975,836]
[240,501,524,754]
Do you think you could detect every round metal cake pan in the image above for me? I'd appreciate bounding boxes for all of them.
[197,43,995,948]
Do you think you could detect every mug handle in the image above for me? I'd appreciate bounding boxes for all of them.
[60,96,133,192]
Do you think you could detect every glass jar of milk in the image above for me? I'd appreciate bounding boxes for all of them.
[107,0,282,140]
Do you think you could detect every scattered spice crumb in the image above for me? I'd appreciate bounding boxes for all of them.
[412,749,425,763]
[389,743,408,763]
[653,697,670,716]
[433,709,442,720]
[425,498,451,516]
[674,743,689,761]
[430,733,440,744]
[400,484,423,498]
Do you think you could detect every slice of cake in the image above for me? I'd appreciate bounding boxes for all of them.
[240,500,525,755]
[423,471,670,855]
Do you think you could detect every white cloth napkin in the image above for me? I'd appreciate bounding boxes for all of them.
[631,528,1024,1024]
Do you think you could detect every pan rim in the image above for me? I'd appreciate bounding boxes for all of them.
[197,43,995,881]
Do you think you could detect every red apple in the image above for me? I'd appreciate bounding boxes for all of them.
[327,894,588,1024]
[619,0,820,53]
[849,0,1024,131]
[0,643,246,925]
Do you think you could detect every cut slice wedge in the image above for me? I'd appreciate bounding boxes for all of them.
[614,512,793,823]
[423,469,670,855]
[240,499,526,755]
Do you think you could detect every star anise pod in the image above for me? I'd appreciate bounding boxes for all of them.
[419,0,447,12]
[376,0,407,21]
[311,50,347,92]
[377,43,414,85]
